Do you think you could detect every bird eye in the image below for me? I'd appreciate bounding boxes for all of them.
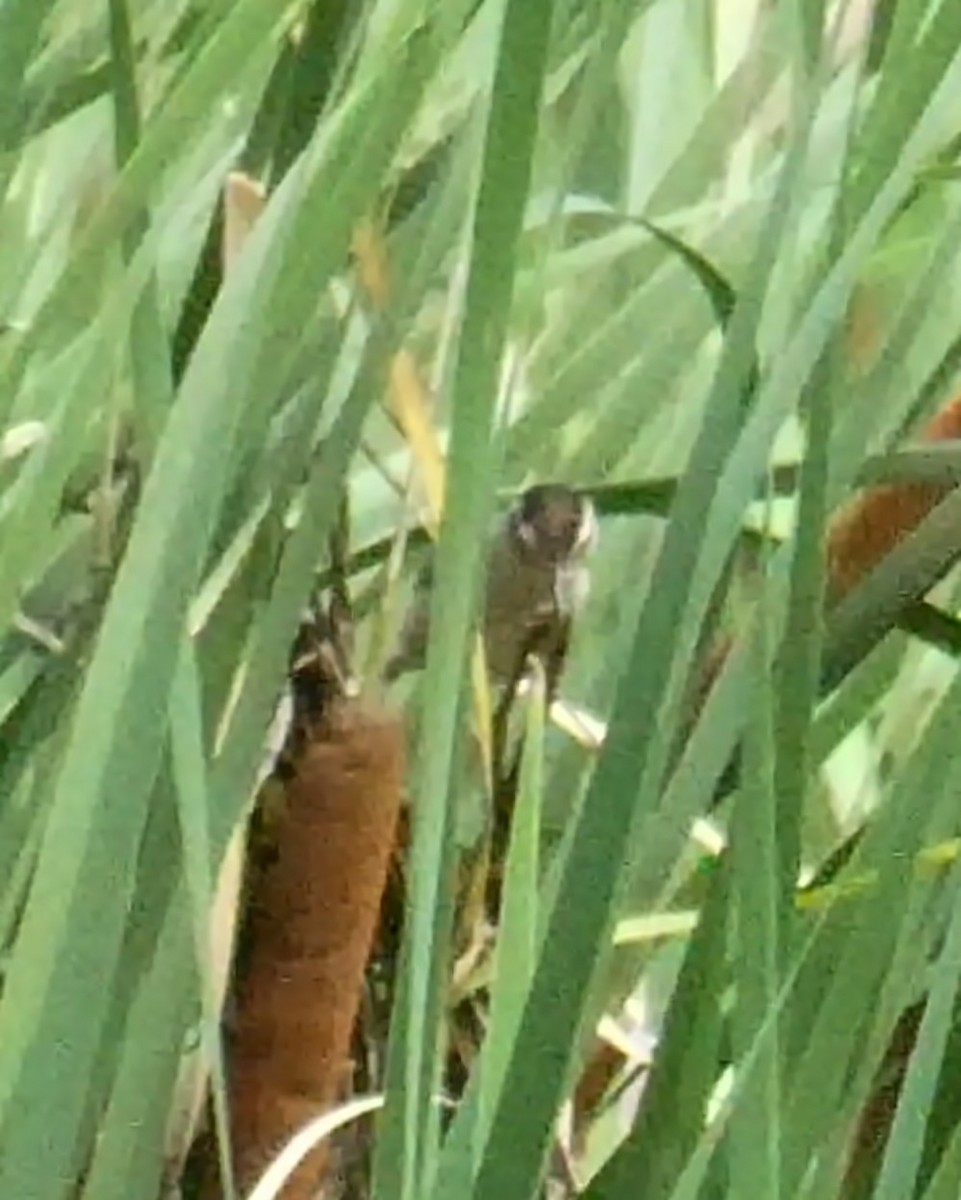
[515,515,540,548]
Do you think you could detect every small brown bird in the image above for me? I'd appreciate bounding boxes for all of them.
[383,483,598,695]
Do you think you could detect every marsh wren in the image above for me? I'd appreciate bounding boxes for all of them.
[383,484,598,695]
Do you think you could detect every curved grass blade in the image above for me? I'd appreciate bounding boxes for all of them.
[371,3,558,1198]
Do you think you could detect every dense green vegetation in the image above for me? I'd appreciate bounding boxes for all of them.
[5,1,961,1197]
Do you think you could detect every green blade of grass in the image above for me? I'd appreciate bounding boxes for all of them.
[480,670,546,1140]
[108,0,173,464]
[0,0,53,156]
[0,28,417,1186]
[728,621,782,1199]
[780,671,961,1194]
[372,2,557,1197]
[440,43,817,1200]
[585,859,731,1199]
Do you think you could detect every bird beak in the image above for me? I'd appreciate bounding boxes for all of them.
[574,501,599,555]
